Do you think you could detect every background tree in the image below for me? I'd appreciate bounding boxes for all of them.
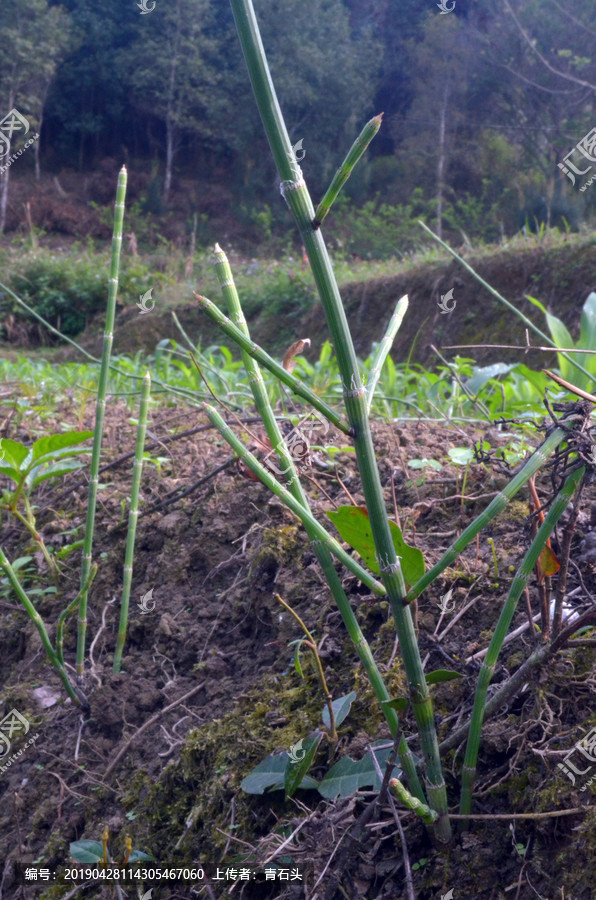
[0,0,72,232]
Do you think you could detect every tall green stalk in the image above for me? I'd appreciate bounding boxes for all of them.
[194,291,350,435]
[77,166,127,680]
[0,547,88,710]
[459,466,585,818]
[230,0,450,840]
[211,244,424,801]
[114,372,151,673]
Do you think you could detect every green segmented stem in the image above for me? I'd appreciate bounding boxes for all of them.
[113,372,151,673]
[389,778,439,824]
[212,244,424,802]
[205,402,384,595]
[459,466,585,819]
[0,547,89,710]
[57,563,98,667]
[405,427,567,604]
[314,113,383,229]
[77,166,127,680]
[195,292,350,435]
[366,295,408,413]
[418,222,595,387]
[231,0,450,841]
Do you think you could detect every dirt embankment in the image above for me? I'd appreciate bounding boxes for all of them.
[62,237,596,371]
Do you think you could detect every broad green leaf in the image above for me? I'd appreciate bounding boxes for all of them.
[241,752,318,795]
[31,431,93,462]
[128,850,154,862]
[29,459,85,490]
[0,462,23,485]
[69,840,103,863]
[526,295,574,382]
[465,362,516,395]
[381,697,408,713]
[321,691,356,729]
[318,741,402,800]
[576,292,596,387]
[327,505,425,588]
[425,669,463,685]
[0,439,29,469]
[447,447,474,466]
[408,458,442,471]
[284,732,323,798]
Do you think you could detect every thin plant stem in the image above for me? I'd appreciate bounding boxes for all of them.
[0,547,88,710]
[210,243,423,798]
[194,292,351,435]
[77,166,127,680]
[366,295,408,414]
[113,372,151,673]
[405,427,567,603]
[230,0,450,840]
[313,113,383,228]
[458,466,585,819]
[56,563,98,667]
[275,594,337,745]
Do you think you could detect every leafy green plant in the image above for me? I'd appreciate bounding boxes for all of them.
[0,431,93,572]
[527,291,596,395]
[70,826,154,868]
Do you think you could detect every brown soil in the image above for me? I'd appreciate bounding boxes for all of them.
[0,394,595,900]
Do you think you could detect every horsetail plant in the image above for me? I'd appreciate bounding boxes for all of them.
[313,113,383,229]
[459,465,586,820]
[194,291,351,435]
[113,372,151,673]
[208,243,425,801]
[0,547,89,710]
[77,166,127,680]
[366,295,409,414]
[229,0,451,841]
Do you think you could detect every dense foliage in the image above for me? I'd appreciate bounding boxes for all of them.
[0,0,595,246]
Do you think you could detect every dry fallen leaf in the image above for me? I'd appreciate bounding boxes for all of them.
[282,338,311,373]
